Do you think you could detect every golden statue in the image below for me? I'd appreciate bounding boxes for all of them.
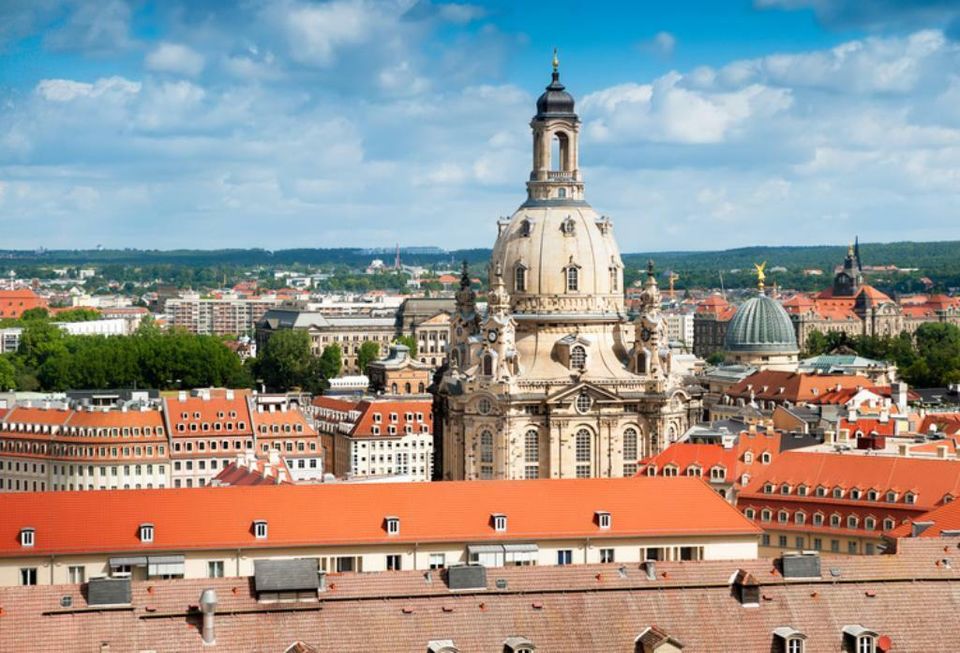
[552,48,559,72]
[754,261,767,292]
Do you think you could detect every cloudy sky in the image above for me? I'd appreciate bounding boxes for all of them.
[2,0,960,252]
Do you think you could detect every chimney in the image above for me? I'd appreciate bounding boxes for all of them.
[643,561,657,581]
[225,389,234,401]
[847,408,858,422]
[236,453,246,468]
[898,443,908,457]
[731,569,759,607]
[200,589,217,645]
[268,449,281,466]
[178,391,187,402]
[824,429,835,445]
[937,445,948,459]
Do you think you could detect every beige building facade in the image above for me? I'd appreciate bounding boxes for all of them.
[434,63,701,481]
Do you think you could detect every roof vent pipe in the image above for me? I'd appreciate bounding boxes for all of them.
[643,560,656,580]
[200,589,217,645]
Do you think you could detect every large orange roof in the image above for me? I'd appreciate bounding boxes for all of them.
[350,399,433,438]
[725,371,869,403]
[0,478,758,557]
[65,409,164,429]
[742,451,960,509]
[252,407,317,436]
[163,393,253,435]
[3,406,72,426]
[888,496,960,538]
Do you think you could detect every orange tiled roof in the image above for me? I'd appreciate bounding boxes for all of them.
[163,393,254,436]
[725,371,870,403]
[2,406,72,426]
[0,478,759,557]
[349,399,433,438]
[889,497,960,538]
[252,408,317,436]
[742,451,960,509]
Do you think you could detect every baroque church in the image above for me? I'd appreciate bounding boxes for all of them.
[433,59,702,481]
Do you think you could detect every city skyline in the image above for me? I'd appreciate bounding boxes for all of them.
[2,1,960,251]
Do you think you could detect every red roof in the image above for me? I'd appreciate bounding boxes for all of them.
[642,431,781,489]
[725,371,871,404]
[889,497,960,538]
[213,460,292,486]
[695,295,736,319]
[0,478,759,557]
[163,393,253,436]
[349,399,433,438]
[0,288,46,318]
[742,451,960,509]
[251,408,317,436]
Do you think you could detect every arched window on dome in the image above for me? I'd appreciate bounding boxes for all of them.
[622,428,638,476]
[570,345,586,370]
[483,353,494,377]
[609,266,618,291]
[519,219,532,237]
[575,428,591,478]
[479,429,494,479]
[515,265,527,292]
[566,266,579,292]
[524,429,539,479]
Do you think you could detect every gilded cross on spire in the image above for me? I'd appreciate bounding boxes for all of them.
[552,48,559,73]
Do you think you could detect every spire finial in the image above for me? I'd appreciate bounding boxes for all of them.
[552,47,559,73]
[754,261,767,294]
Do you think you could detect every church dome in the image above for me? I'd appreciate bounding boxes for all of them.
[491,206,623,315]
[536,72,576,118]
[724,294,798,353]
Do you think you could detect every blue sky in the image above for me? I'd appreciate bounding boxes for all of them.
[2,1,960,252]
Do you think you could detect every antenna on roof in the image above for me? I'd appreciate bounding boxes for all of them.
[719,270,726,299]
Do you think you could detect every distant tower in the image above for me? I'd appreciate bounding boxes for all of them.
[394,244,401,271]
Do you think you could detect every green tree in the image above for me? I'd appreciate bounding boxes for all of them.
[803,330,829,357]
[318,343,343,381]
[53,308,101,322]
[705,351,726,366]
[19,307,50,321]
[0,355,16,390]
[356,341,381,374]
[394,335,418,358]
[254,330,321,392]
[17,320,66,370]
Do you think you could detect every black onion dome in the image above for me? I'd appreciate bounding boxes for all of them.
[535,71,577,119]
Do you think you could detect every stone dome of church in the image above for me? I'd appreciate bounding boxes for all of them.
[724,294,798,353]
[491,207,623,315]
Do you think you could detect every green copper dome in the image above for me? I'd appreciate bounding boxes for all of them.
[724,294,798,353]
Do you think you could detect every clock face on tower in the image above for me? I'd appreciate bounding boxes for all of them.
[487,329,499,343]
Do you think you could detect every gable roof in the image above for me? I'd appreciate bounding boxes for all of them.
[0,478,759,558]
[724,371,870,403]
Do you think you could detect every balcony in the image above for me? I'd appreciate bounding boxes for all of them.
[547,170,575,181]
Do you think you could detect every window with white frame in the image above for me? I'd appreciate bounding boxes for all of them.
[479,430,494,479]
[492,514,507,532]
[208,560,225,578]
[566,266,579,292]
[786,637,804,653]
[19,528,34,547]
[596,511,611,529]
[575,428,591,478]
[622,428,638,476]
[385,516,400,535]
[570,345,587,371]
[515,265,527,292]
[813,513,824,526]
[523,429,539,479]
[253,520,268,539]
[139,523,154,543]
[857,635,876,653]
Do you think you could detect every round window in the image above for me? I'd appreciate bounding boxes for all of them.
[575,393,592,414]
[477,398,492,415]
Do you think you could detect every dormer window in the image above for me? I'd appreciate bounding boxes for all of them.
[139,523,154,543]
[492,513,507,532]
[816,486,828,497]
[763,483,774,494]
[570,345,587,371]
[842,626,878,653]
[760,452,772,464]
[780,484,791,495]
[385,516,400,536]
[596,511,611,529]
[849,489,861,501]
[797,485,808,497]
[904,492,916,504]
[833,487,844,499]
[743,452,754,464]
[885,491,897,502]
[772,627,807,653]
[253,520,268,539]
[20,527,35,547]
[867,490,878,501]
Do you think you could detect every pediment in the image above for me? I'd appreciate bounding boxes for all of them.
[546,381,623,405]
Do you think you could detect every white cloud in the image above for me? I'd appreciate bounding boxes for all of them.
[35,76,141,102]
[145,42,205,77]
[279,0,379,66]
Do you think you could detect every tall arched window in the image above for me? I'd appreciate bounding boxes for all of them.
[519,219,532,237]
[566,266,579,291]
[483,353,494,376]
[524,429,539,479]
[479,430,494,479]
[570,345,586,370]
[609,266,618,291]
[390,383,397,394]
[575,428,591,478]
[515,266,527,292]
[418,382,425,393]
[404,382,411,394]
[622,428,638,476]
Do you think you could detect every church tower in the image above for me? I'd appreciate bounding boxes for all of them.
[434,56,701,481]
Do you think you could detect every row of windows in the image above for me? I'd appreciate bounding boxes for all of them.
[761,533,880,557]
[747,507,900,532]
[257,423,305,434]
[173,439,253,453]
[175,421,247,433]
[0,440,167,459]
[761,482,919,504]
[1,423,166,438]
